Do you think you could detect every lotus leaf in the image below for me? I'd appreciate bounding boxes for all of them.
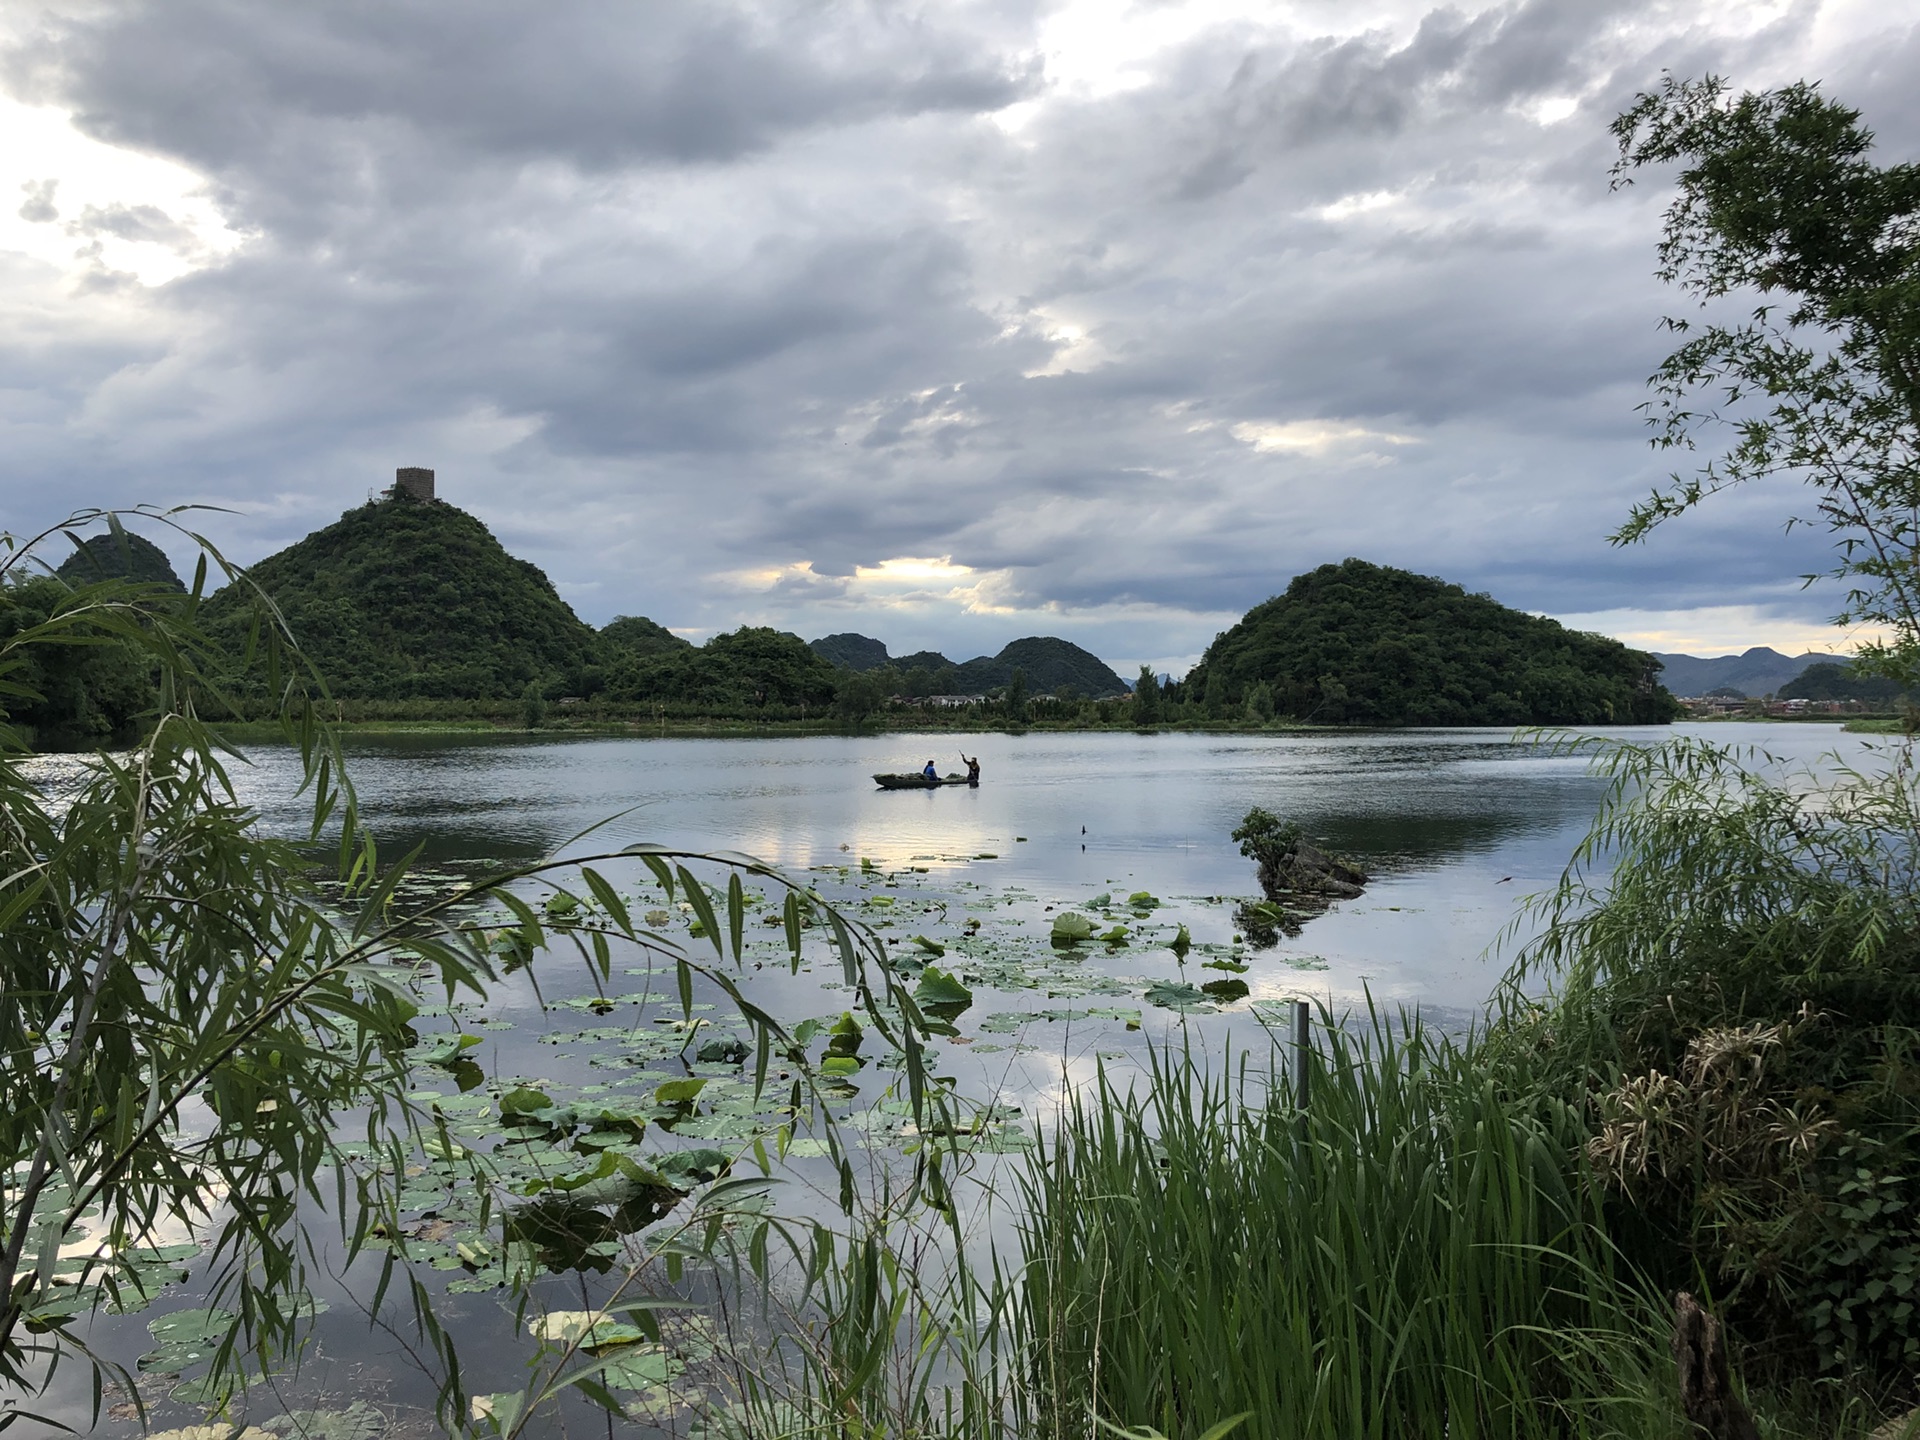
[498,1086,553,1115]
[1143,981,1214,1013]
[140,1306,236,1372]
[695,1037,750,1065]
[1201,978,1251,1004]
[596,1343,677,1391]
[654,1148,730,1184]
[911,935,946,957]
[825,1012,863,1057]
[260,1400,386,1440]
[653,1077,707,1105]
[913,967,973,1010]
[1050,913,1094,944]
[1170,924,1192,960]
[414,1033,481,1067]
[529,1309,645,1351]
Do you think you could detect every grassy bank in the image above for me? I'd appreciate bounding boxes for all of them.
[1016,1025,1674,1440]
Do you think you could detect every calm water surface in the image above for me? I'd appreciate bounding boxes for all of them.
[54,721,1890,1435]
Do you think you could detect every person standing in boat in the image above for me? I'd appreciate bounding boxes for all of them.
[962,754,980,787]
[922,759,938,782]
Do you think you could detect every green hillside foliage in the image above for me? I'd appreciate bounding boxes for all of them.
[202,494,600,700]
[54,532,186,591]
[1185,559,1678,725]
[810,633,891,671]
[807,635,1128,698]
[1778,661,1910,706]
[601,614,691,660]
[603,626,840,713]
[0,577,153,748]
[949,637,1129,698]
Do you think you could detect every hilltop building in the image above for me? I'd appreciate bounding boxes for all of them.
[384,466,436,502]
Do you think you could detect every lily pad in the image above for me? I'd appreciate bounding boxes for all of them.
[261,1401,386,1440]
[530,1309,645,1351]
[654,1148,730,1185]
[414,1033,481,1067]
[597,1343,677,1392]
[653,1077,707,1106]
[140,1306,236,1372]
[1050,913,1094,945]
[1143,981,1214,1013]
[913,967,972,1010]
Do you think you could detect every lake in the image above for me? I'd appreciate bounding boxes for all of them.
[51,721,1890,1436]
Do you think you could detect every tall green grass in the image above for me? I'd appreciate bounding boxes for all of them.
[1014,1016,1680,1440]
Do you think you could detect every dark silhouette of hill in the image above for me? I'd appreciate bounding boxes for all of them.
[55,533,184,591]
[810,633,891,671]
[808,633,1127,697]
[1650,646,1842,697]
[1778,662,1910,706]
[949,637,1129,697]
[202,493,599,699]
[1185,558,1677,725]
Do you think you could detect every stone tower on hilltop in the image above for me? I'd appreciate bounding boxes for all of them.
[392,466,435,501]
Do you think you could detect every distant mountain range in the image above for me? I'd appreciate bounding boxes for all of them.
[1650,647,1845,698]
[809,632,1130,698]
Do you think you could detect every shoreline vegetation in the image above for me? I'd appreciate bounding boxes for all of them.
[202,705,1907,746]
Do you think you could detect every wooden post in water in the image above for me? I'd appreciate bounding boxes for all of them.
[1292,999,1311,1113]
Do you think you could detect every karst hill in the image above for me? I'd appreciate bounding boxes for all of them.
[1186,559,1679,725]
[808,632,1130,697]
[203,488,603,700]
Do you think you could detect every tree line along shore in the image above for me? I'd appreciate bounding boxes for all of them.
[8,504,1690,750]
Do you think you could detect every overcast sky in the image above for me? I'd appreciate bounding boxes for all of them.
[1,0,1914,674]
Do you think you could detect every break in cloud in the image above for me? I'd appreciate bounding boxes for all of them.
[0,0,1915,675]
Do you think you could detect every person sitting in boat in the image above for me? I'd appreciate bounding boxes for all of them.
[922,759,938,782]
[963,754,980,786]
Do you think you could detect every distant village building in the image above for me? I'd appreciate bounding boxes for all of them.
[900,694,985,709]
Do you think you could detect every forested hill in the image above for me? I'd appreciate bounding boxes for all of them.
[809,632,1130,697]
[1186,559,1678,726]
[950,638,1128,697]
[202,494,600,699]
[56,533,185,591]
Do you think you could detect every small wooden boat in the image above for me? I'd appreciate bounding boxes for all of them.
[873,772,971,789]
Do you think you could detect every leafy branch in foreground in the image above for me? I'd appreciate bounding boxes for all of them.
[1609,75,1920,682]
[0,510,950,1435]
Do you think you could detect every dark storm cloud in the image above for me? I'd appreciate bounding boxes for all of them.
[0,0,1912,671]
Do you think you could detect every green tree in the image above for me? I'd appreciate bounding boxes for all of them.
[833,667,888,727]
[0,575,155,749]
[1003,665,1029,724]
[520,677,548,728]
[1244,680,1275,723]
[1611,76,1920,682]
[1132,665,1160,725]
